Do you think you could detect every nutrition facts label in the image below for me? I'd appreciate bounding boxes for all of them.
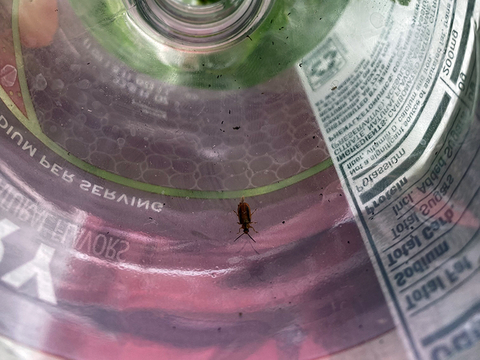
[299,0,480,359]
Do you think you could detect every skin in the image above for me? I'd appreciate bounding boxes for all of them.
[18,0,59,48]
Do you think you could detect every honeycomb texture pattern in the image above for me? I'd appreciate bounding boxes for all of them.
[22,5,329,191]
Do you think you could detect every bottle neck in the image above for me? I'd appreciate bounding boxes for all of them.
[126,0,271,49]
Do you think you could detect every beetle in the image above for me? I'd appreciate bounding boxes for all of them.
[233,196,259,254]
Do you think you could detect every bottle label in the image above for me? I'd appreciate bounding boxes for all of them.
[299,0,480,359]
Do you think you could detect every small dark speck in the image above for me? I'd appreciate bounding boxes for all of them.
[287,12,291,15]
[246,35,253,41]
[163,203,166,205]
[359,324,363,329]
[282,221,285,224]
[202,64,205,66]
[279,27,284,30]
[286,37,289,39]
[270,19,273,24]
[272,41,275,45]
[208,84,211,87]
[319,193,323,196]
[233,126,241,130]
[86,63,90,65]
[339,194,342,196]
[347,241,350,244]
[288,301,292,304]
[328,200,330,202]
[331,86,337,91]
[299,63,302,67]
[238,312,243,318]
[221,121,224,124]
[218,327,221,332]
[229,110,231,114]
[173,326,176,330]
[319,17,322,20]
[55,9,58,12]
[149,217,153,220]
[312,136,316,139]
[67,152,70,156]
[106,231,110,235]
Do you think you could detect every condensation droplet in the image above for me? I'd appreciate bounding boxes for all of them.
[0,64,17,88]
[34,73,47,91]
[51,79,64,91]
[77,79,91,90]
[70,64,81,72]
[370,12,385,29]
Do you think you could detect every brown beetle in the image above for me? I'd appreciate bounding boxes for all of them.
[234,196,258,254]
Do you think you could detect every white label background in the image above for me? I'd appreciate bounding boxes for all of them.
[298,0,480,359]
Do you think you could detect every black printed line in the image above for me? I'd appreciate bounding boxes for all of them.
[359,94,451,204]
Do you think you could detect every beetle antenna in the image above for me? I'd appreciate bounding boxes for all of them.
[234,233,244,242]
[248,238,260,255]
[247,233,256,243]
[237,238,249,253]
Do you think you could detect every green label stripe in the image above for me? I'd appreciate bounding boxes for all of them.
[5,0,332,199]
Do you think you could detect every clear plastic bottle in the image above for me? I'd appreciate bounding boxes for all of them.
[0,0,478,359]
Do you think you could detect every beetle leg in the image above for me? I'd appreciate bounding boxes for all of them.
[249,225,258,233]
[251,209,257,216]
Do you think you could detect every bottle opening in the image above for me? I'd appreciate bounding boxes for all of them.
[174,0,223,6]
[126,0,271,48]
